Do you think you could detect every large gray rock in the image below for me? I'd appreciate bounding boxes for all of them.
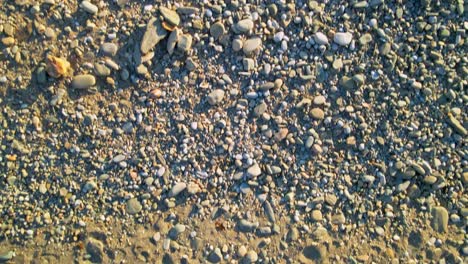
[141,18,167,54]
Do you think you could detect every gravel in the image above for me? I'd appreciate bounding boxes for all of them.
[0,0,465,263]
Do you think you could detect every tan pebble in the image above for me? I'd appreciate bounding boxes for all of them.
[150,88,162,98]
[71,74,96,89]
[274,78,283,89]
[2,37,15,46]
[32,116,42,132]
[312,144,323,154]
[346,136,356,146]
[274,128,288,142]
[6,154,17,161]
[106,77,115,86]
[310,108,325,120]
[313,95,326,105]
[311,210,323,221]
[238,245,247,257]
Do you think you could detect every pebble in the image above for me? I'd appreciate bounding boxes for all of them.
[243,38,262,55]
[244,250,258,263]
[1,37,15,46]
[169,224,186,239]
[313,95,326,105]
[263,201,275,223]
[80,1,98,14]
[333,32,353,46]
[232,39,243,51]
[431,207,448,233]
[273,31,284,43]
[126,198,142,214]
[447,113,467,135]
[186,181,201,195]
[136,64,148,75]
[169,182,187,197]
[359,33,373,45]
[311,210,323,221]
[238,219,258,233]
[71,74,96,89]
[314,32,329,45]
[208,248,223,263]
[310,108,325,120]
[274,128,289,142]
[238,245,247,257]
[94,63,111,76]
[141,18,167,54]
[159,7,180,26]
[166,28,179,55]
[101,42,118,56]
[210,22,225,39]
[375,226,385,236]
[247,163,262,177]
[177,6,199,15]
[235,19,254,33]
[177,34,192,52]
[253,102,267,117]
[207,89,225,105]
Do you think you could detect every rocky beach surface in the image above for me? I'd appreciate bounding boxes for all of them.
[0,0,467,263]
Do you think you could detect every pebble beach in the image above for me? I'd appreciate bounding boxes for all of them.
[0,0,467,263]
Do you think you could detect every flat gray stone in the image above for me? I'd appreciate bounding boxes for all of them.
[247,163,261,177]
[333,32,353,46]
[431,206,448,233]
[94,63,111,76]
[126,198,142,215]
[177,34,192,52]
[264,201,275,223]
[80,1,98,14]
[101,42,118,56]
[71,74,96,89]
[235,19,254,33]
[169,224,186,239]
[238,219,258,232]
[177,6,199,15]
[253,102,267,117]
[169,182,187,197]
[314,32,329,45]
[160,7,180,26]
[243,38,262,55]
[232,39,243,51]
[166,28,179,55]
[141,18,168,54]
[207,89,225,105]
[210,22,225,39]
